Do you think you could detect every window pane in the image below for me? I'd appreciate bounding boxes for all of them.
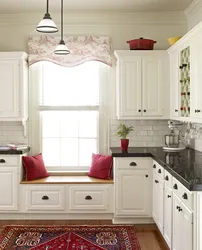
[79,139,97,167]
[41,111,98,168]
[40,61,99,106]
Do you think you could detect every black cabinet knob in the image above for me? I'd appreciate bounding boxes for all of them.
[143,109,146,112]
[176,205,180,210]
[173,184,178,189]
[85,195,92,200]
[129,162,137,166]
[179,208,183,212]
[165,176,169,181]
[167,195,171,198]
[158,169,161,174]
[182,193,188,200]
[155,180,159,183]
[153,164,156,169]
[145,175,148,178]
[175,109,178,112]
[42,195,49,200]
[138,109,141,112]
[0,159,5,163]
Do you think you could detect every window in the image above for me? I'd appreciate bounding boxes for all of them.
[30,61,109,171]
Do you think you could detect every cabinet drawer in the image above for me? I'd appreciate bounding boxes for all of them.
[115,157,152,170]
[172,177,193,210]
[0,155,18,166]
[69,185,113,212]
[25,185,65,211]
[164,170,173,188]
[153,161,164,178]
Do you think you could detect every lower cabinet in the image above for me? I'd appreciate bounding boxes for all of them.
[115,170,151,216]
[152,172,164,234]
[172,193,193,250]
[0,166,18,211]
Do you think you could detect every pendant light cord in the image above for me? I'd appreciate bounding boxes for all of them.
[46,0,49,14]
[61,0,64,41]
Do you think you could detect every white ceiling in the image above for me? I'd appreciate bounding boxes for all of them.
[0,0,193,14]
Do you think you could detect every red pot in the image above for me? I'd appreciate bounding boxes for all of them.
[121,139,129,152]
[127,37,157,50]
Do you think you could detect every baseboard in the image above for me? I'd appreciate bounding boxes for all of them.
[113,217,154,224]
[0,213,114,220]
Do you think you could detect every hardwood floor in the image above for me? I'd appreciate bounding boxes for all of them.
[0,220,169,250]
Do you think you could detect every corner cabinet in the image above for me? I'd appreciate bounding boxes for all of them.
[114,50,169,120]
[113,157,153,224]
[0,52,28,130]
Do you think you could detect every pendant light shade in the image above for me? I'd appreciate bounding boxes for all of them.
[55,0,70,55]
[36,0,58,33]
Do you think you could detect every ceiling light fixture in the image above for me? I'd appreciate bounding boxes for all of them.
[54,0,70,55]
[36,0,58,33]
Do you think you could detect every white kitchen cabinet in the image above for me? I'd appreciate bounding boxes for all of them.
[114,50,169,119]
[0,166,18,211]
[172,193,193,250]
[152,171,164,235]
[164,184,172,248]
[0,52,28,122]
[114,157,152,220]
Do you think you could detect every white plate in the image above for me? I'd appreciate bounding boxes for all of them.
[163,146,186,151]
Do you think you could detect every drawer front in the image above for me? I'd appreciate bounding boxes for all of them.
[115,157,152,170]
[172,177,193,210]
[0,155,18,166]
[153,161,164,179]
[69,185,113,212]
[164,170,173,188]
[25,186,65,211]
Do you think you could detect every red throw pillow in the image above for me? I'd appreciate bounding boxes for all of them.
[22,153,49,181]
[88,153,113,180]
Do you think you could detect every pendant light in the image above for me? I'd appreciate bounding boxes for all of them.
[36,0,58,33]
[54,0,70,55]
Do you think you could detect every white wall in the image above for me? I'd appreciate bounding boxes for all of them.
[0,11,187,148]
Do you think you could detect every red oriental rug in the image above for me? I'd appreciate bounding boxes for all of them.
[0,225,141,250]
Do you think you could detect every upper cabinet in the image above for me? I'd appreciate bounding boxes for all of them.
[0,52,28,122]
[168,22,202,122]
[114,50,169,120]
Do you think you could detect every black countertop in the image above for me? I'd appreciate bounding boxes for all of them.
[110,147,202,191]
[0,147,30,155]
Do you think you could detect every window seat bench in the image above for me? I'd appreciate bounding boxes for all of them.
[20,173,114,184]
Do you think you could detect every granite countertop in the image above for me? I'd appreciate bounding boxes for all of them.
[110,147,202,191]
[0,147,30,155]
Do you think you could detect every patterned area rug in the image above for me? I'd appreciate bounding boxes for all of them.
[0,225,141,250]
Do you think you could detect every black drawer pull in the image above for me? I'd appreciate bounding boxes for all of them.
[176,206,180,210]
[85,195,92,200]
[175,109,178,112]
[145,175,148,178]
[143,109,146,112]
[0,159,5,163]
[182,193,188,200]
[158,169,161,174]
[42,195,49,200]
[153,164,156,169]
[138,109,141,112]
[155,180,159,183]
[165,176,169,181]
[167,195,171,198]
[130,162,137,166]
[173,184,178,189]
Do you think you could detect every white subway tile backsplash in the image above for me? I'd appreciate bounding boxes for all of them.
[110,119,169,147]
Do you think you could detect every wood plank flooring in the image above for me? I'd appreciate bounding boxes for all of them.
[0,220,169,250]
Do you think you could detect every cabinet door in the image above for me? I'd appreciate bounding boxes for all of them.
[163,185,172,249]
[152,173,164,235]
[169,52,180,118]
[142,56,165,117]
[190,35,202,119]
[172,194,193,250]
[0,60,20,118]
[0,167,18,210]
[115,170,151,216]
[116,56,142,119]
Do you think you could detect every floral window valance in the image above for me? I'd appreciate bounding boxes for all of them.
[28,35,112,67]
